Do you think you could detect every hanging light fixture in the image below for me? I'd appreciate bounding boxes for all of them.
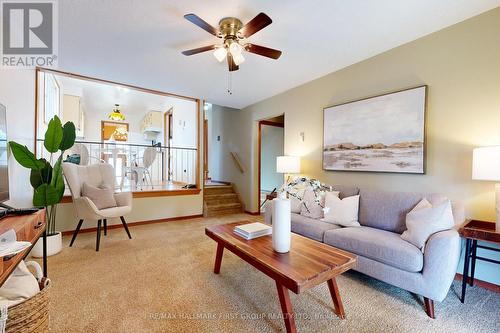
[213,47,227,62]
[108,104,125,121]
[228,42,243,56]
[232,52,245,65]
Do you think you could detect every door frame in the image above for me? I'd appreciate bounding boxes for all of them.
[257,119,284,214]
[163,108,173,181]
[203,119,209,181]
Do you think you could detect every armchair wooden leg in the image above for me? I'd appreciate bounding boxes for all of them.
[69,219,84,247]
[423,297,435,319]
[96,220,102,252]
[120,216,132,239]
[103,219,107,236]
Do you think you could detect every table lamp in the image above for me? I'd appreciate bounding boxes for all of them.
[472,146,500,232]
[276,155,300,185]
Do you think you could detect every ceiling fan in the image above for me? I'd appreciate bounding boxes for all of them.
[181,12,282,72]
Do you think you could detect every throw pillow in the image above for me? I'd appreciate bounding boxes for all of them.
[321,193,360,227]
[401,198,455,251]
[288,188,305,213]
[82,182,117,210]
[300,189,330,219]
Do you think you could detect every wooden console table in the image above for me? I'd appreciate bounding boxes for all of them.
[458,219,499,303]
[0,210,47,287]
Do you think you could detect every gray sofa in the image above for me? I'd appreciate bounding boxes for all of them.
[265,185,464,318]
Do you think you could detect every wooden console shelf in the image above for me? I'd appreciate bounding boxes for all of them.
[0,210,47,287]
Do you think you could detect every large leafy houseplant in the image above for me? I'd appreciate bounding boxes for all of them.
[9,116,75,236]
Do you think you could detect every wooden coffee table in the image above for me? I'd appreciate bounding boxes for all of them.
[205,221,357,333]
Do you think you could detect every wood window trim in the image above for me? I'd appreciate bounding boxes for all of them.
[60,188,202,203]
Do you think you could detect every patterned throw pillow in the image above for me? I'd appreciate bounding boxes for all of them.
[300,189,329,219]
[288,188,305,213]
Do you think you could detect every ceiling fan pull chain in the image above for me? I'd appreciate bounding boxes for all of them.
[227,72,233,95]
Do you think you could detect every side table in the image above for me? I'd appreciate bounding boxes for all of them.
[458,220,500,303]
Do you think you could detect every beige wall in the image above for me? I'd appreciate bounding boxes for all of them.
[0,69,204,232]
[236,7,500,224]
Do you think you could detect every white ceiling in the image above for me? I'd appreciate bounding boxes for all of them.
[58,0,500,109]
[56,74,179,119]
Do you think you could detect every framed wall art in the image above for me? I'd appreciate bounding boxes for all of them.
[323,86,427,174]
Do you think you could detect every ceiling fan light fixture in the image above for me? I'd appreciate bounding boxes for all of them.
[213,47,227,62]
[229,42,243,56]
[233,52,245,66]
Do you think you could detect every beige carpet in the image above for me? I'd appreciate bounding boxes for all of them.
[39,214,499,333]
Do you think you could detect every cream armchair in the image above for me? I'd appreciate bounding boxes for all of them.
[62,162,132,251]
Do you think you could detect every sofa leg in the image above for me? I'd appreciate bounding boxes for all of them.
[423,297,435,319]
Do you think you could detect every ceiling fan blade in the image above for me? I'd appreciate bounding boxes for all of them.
[245,44,282,59]
[184,13,219,36]
[227,53,239,71]
[181,45,216,56]
[238,12,272,38]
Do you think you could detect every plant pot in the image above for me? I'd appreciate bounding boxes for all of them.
[30,232,62,258]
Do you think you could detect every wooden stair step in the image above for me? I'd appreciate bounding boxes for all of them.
[204,185,234,195]
[205,206,243,217]
[204,193,239,204]
[206,202,242,210]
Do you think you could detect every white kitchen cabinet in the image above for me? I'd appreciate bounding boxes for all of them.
[141,111,163,134]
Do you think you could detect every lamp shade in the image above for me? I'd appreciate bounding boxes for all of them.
[276,156,300,174]
[472,146,500,181]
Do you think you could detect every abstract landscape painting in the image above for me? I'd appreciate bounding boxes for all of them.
[323,86,426,173]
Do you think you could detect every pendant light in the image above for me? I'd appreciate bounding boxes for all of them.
[108,104,125,121]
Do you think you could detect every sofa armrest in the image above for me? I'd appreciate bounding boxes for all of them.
[264,200,273,225]
[114,192,132,208]
[422,229,461,301]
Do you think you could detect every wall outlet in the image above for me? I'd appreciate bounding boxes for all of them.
[299,132,305,142]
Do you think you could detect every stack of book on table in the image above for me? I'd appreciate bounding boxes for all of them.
[234,222,272,240]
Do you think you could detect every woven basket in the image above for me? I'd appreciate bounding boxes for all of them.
[5,280,50,333]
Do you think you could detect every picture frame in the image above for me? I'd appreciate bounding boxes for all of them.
[322,85,427,174]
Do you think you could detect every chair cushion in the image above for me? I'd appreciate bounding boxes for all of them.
[291,213,341,242]
[98,205,132,218]
[82,182,117,210]
[358,189,446,233]
[324,226,423,272]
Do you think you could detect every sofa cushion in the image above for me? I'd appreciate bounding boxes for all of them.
[291,213,341,242]
[358,190,446,233]
[324,226,423,272]
[331,185,360,199]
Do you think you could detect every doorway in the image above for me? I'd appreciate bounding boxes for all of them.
[258,115,285,213]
